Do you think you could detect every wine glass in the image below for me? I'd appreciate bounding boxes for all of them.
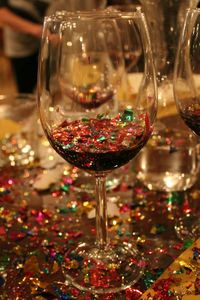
[38,10,157,294]
[107,5,142,74]
[174,7,200,240]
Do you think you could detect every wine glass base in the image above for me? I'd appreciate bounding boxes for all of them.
[175,215,200,241]
[62,242,144,294]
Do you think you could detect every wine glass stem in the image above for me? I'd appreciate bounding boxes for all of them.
[95,174,109,249]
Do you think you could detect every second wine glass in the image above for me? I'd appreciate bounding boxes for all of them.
[38,10,157,294]
[174,7,200,240]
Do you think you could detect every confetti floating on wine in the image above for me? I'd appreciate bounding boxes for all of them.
[65,85,114,109]
[49,111,151,172]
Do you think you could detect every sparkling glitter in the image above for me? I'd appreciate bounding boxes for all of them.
[0,130,199,298]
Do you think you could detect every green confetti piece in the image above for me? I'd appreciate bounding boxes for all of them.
[63,143,74,150]
[121,108,135,122]
[59,208,69,214]
[60,184,70,192]
[117,229,123,237]
[71,206,77,213]
[97,113,105,119]
[181,239,194,251]
[0,255,10,271]
[91,92,97,100]
[125,231,131,237]
[156,268,164,278]
[155,224,166,234]
[97,136,106,142]
[82,117,89,122]
[167,192,183,205]
[43,268,49,274]
[168,290,173,296]
[55,253,63,263]
[144,271,155,288]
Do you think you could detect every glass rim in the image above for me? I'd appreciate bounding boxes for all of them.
[44,8,145,23]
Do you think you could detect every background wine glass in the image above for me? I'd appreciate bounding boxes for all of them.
[107,4,142,73]
[106,4,143,192]
[174,7,200,240]
[38,11,157,294]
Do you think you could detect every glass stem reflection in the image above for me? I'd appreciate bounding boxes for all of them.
[95,174,109,249]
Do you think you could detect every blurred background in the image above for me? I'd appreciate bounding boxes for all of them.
[0,28,17,94]
[0,0,109,94]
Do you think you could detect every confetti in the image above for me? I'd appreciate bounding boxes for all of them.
[0,130,199,299]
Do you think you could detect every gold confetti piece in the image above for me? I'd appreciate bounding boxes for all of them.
[30,278,49,289]
[179,260,196,272]
[52,261,59,274]
[190,190,200,200]
[70,260,79,269]
[23,256,40,275]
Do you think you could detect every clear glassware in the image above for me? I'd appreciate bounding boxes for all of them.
[135,126,199,192]
[0,94,37,167]
[38,10,157,294]
[173,7,200,240]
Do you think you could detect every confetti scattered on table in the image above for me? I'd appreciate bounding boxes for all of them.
[0,128,199,299]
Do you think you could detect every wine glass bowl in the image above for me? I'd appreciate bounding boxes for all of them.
[38,10,157,294]
[173,7,200,241]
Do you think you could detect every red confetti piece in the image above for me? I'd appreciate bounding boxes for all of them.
[71,288,80,297]
[0,226,6,236]
[10,232,26,241]
[52,190,62,197]
[89,269,110,288]
[153,278,177,299]
[125,287,142,300]
[119,204,130,213]
[145,112,151,135]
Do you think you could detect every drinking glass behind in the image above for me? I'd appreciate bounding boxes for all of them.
[38,10,157,294]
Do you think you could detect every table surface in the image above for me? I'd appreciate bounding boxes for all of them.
[0,113,199,299]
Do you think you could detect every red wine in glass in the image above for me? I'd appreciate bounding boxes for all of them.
[47,112,151,172]
[63,85,115,109]
[180,106,200,137]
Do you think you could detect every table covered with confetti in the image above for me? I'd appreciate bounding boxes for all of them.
[0,107,200,300]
